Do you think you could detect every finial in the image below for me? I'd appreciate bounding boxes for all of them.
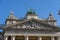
[10,11,14,15]
[48,12,54,20]
[49,12,53,16]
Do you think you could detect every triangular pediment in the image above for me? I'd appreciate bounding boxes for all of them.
[3,19,59,29]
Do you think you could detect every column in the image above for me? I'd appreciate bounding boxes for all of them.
[5,36,8,40]
[51,36,55,40]
[58,36,60,40]
[25,36,29,40]
[38,36,42,40]
[12,36,15,40]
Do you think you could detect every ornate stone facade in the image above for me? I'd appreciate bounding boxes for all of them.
[1,10,60,40]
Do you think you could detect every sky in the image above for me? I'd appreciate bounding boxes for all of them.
[0,0,60,26]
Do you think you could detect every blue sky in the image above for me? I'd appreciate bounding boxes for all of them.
[0,0,60,26]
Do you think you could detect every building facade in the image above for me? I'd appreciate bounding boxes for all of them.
[1,10,60,40]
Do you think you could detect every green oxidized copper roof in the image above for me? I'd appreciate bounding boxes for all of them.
[26,9,37,16]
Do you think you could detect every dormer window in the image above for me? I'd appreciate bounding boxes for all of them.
[6,20,16,25]
[6,21,13,25]
[13,21,16,23]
